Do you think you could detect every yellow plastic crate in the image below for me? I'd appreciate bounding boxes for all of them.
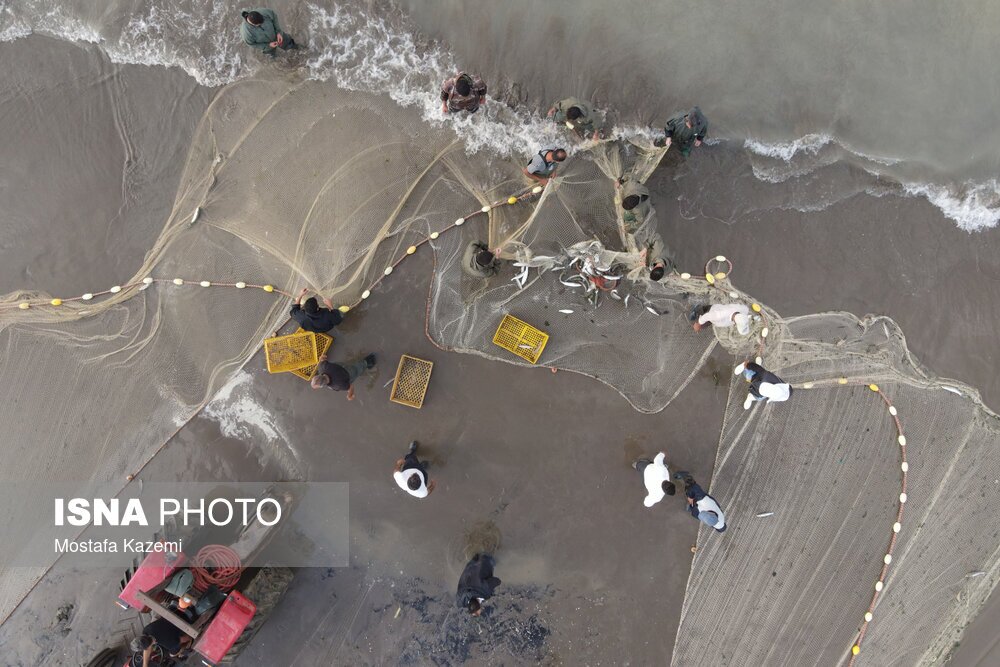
[390,355,434,409]
[492,314,549,364]
[289,331,334,381]
[264,331,318,374]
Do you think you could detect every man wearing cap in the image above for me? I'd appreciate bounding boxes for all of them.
[691,303,752,335]
[547,97,600,140]
[461,241,499,278]
[674,471,727,533]
[523,146,568,184]
[441,72,488,114]
[617,178,652,234]
[655,107,708,157]
[291,287,343,333]
[240,8,297,56]
[737,361,792,409]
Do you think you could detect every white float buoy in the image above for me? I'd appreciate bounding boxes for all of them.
[892,522,901,533]
[715,255,726,262]
[899,493,907,503]
[889,406,897,416]
[110,286,122,293]
[361,290,371,299]
[82,293,93,301]
[384,266,393,276]
[803,382,814,389]
[531,185,543,194]
[200,281,211,287]
[680,272,691,279]
[901,462,909,472]
[875,581,884,592]
[235,282,246,289]
[754,356,762,365]
[455,218,465,226]
[481,205,491,213]
[173,278,184,285]
[761,327,769,338]
[430,232,439,239]
[884,554,892,564]
[143,277,153,285]
[864,612,873,622]
[898,435,907,446]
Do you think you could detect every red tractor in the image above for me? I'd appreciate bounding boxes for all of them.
[101,490,294,666]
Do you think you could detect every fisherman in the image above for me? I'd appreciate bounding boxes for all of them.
[641,230,671,281]
[311,352,376,401]
[616,178,652,234]
[394,441,436,499]
[690,303,752,334]
[547,97,600,140]
[735,361,792,409]
[523,146,568,185]
[136,617,192,663]
[654,107,708,157]
[240,8,298,56]
[632,452,676,508]
[456,553,502,616]
[673,471,727,533]
[461,241,499,278]
[291,287,343,333]
[440,72,488,114]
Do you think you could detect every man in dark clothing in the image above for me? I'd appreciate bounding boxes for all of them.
[441,72,488,113]
[139,617,191,662]
[456,553,501,616]
[654,107,708,156]
[461,241,499,278]
[674,471,727,533]
[240,9,297,56]
[290,287,342,333]
[737,361,792,409]
[311,353,376,400]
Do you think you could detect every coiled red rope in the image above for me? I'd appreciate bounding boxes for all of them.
[191,544,242,592]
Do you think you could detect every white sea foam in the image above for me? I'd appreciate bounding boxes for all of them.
[204,370,283,443]
[744,133,833,161]
[902,179,1000,232]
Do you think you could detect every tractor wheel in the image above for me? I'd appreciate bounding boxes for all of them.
[221,566,294,662]
[85,647,124,667]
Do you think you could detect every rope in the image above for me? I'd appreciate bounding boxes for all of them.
[191,544,242,593]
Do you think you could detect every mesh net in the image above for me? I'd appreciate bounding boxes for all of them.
[0,74,998,666]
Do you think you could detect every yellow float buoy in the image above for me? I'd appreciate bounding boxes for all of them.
[508,196,518,205]
[263,285,274,293]
[852,645,860,656]
[838,377,848,385]
[751,303,762,312]
[705,273,715,284]
[714,272,726,280]
[869,384,879,392]
[51,298,62,306]
[338,305,350,313]
[406,246,417,255]
[18,302,29,310]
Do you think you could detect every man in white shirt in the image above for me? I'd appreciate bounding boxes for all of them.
[393,441,436,499]
[690,303,752,335]
[632,452,676,507]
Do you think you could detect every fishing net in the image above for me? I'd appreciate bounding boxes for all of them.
[0,72,998,667]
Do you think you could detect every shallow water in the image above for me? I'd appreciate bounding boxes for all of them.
[3,0,1000,229]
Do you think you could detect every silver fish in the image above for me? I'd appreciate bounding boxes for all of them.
[755,512,774,518]
[623,294,630,308]
[559,309,574,314]
[646,306,658,315]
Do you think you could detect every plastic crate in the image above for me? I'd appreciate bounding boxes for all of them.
[492,314,549,364]
[390,355,434,409]
[264,331,318,374]
[289,331,334,381]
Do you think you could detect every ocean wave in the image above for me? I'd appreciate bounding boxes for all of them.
[903,179,1000,232]
[744,133,833,161]
[5,0,998,232]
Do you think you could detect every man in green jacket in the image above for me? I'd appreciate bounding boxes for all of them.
[655,107,708,157]
[241,9,298,56]
[547,97,600,140]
